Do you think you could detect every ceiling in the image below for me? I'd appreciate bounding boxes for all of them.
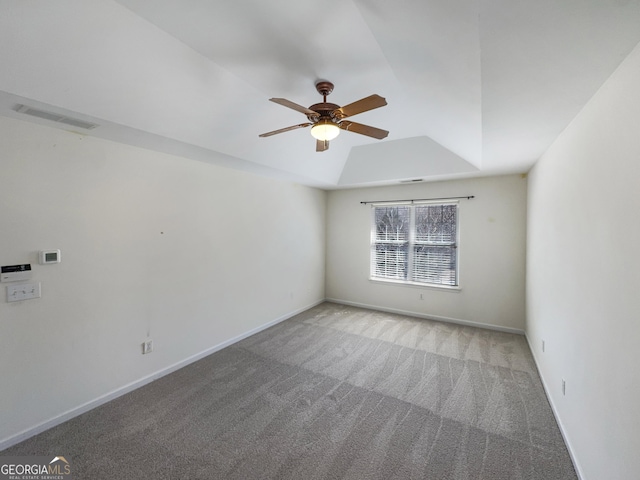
[1,0,640,189]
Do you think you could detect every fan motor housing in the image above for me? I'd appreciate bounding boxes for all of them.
[308,103,341,123]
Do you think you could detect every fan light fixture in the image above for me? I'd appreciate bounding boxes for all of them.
[310,120,340,141]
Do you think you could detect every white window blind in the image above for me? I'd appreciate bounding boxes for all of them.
[372,206,410,280]
[371,203,458,286]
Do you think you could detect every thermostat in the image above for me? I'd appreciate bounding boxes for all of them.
[39,249,61,264]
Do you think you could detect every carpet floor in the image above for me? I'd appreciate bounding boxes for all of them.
[2,302,577,479]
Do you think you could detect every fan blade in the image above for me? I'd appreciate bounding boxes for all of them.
[316,139,329,152]
[334,94,387,119]
[259,123,312,137]
[339,121,388,139]
[269,98,319,117]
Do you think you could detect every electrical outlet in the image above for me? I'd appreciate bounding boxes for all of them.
[142,340,153,354]
[419,293,424,300]
[562,379,566,396]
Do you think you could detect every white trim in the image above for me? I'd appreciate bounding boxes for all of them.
[370,202,460,287]
[0,299,323,451]
[524,334,584,480]
[326,298,525,335]
[369,199,461,206]
[413,199,460,206]
[369,277,462,292]
[368,200,412,206]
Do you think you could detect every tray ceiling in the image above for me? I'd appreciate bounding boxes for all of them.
[1,0,640,188]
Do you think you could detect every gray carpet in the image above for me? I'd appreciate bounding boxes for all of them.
[2,302,577,479]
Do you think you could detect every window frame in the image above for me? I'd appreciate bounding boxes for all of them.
[369,200,460,290]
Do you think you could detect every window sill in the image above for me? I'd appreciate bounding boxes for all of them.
[369,277,462,292]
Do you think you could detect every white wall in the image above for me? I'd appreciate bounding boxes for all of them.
[0,116,326,447]
[527,43,640,480]
[326,175,527,332]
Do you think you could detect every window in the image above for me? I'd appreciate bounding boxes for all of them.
[371,202,459,287]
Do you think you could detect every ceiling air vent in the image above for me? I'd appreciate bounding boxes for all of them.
[399,178,423,183]
[15,105,98,130]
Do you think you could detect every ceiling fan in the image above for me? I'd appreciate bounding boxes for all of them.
[259,81,388,152]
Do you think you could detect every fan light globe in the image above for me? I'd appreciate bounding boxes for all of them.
[310,121,340,141]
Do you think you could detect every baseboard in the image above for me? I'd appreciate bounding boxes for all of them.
[325,298,525,335]
[524,333,585,480]
[0,299,324,452]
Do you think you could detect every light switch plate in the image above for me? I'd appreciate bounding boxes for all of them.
[7,282,41,302]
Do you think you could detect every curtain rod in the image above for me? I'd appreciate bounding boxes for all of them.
[360,195,475,205]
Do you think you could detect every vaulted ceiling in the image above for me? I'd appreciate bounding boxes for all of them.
[2,0,640,188]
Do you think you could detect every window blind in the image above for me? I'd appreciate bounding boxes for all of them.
[371,203,458,286]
